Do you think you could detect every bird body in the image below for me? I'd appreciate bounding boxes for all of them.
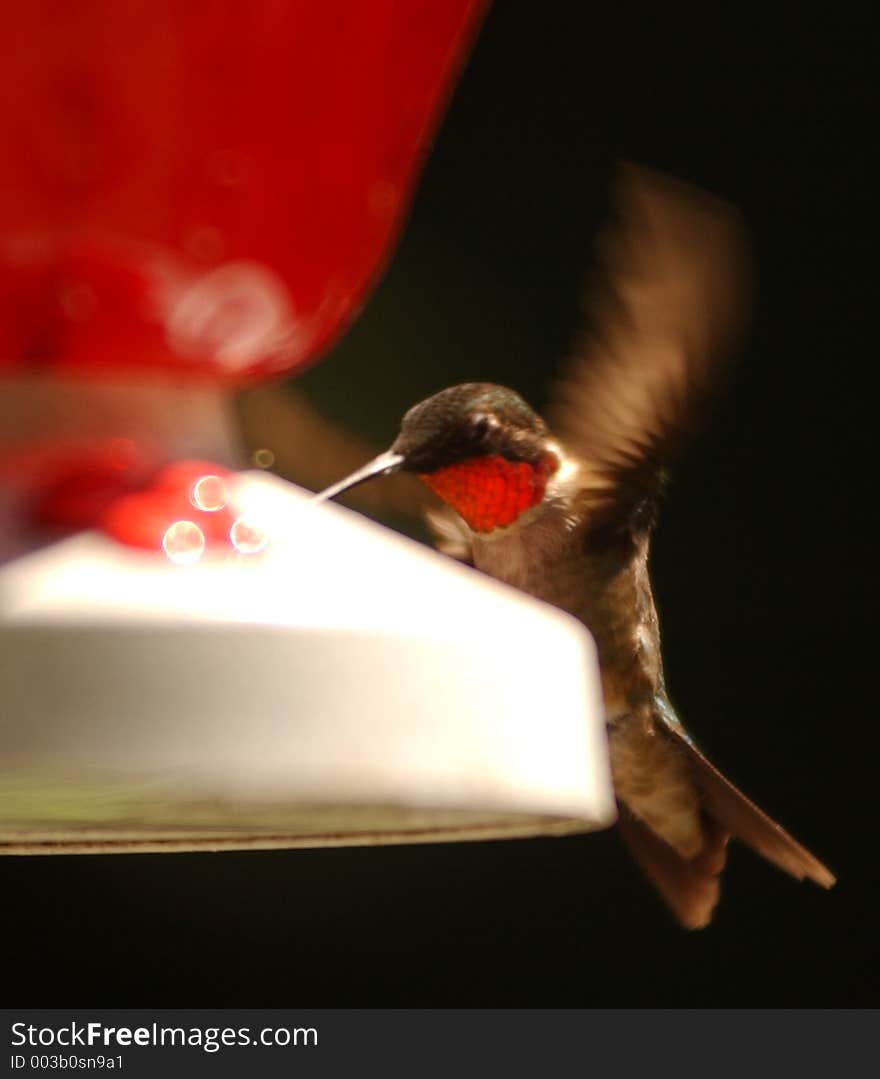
[466,454,703,854]
[314,164,835,926]
[409,387,833,927]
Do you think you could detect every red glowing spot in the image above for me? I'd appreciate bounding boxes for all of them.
[151,459,232,494]
[101,458,236,551]
[420,453,559,533]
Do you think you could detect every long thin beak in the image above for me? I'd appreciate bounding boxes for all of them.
[311,450,406,504]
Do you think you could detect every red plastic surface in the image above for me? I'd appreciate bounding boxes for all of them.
[0,1,485,384]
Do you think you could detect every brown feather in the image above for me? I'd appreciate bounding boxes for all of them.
[617,802,729,929]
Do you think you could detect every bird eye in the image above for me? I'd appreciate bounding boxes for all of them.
[471,413,492,438]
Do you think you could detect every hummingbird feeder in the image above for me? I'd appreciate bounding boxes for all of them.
[0,0,614,855]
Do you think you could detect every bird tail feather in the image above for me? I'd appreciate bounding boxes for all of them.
[617,802,728,929]
[671,729,836,889]
[618,728,835,929]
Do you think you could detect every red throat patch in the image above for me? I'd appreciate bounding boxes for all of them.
[420,453,559,533]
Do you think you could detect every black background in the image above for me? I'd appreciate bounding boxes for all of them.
[4,3,877,1005]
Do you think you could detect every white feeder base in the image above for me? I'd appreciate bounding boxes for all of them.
[0,472,616,854]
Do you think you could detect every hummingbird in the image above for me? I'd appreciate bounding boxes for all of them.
[313,164,835,927]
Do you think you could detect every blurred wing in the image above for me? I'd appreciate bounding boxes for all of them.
[547,163,751,528]
[424,505,474,564]
[236,384,434,521]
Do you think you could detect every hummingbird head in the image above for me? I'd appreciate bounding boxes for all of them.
[315,383,562,534]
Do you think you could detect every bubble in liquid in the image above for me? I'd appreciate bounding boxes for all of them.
[162,520,206,564]
[229,514,268,555]
[252,448,275,469]
[190,474,227,512]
